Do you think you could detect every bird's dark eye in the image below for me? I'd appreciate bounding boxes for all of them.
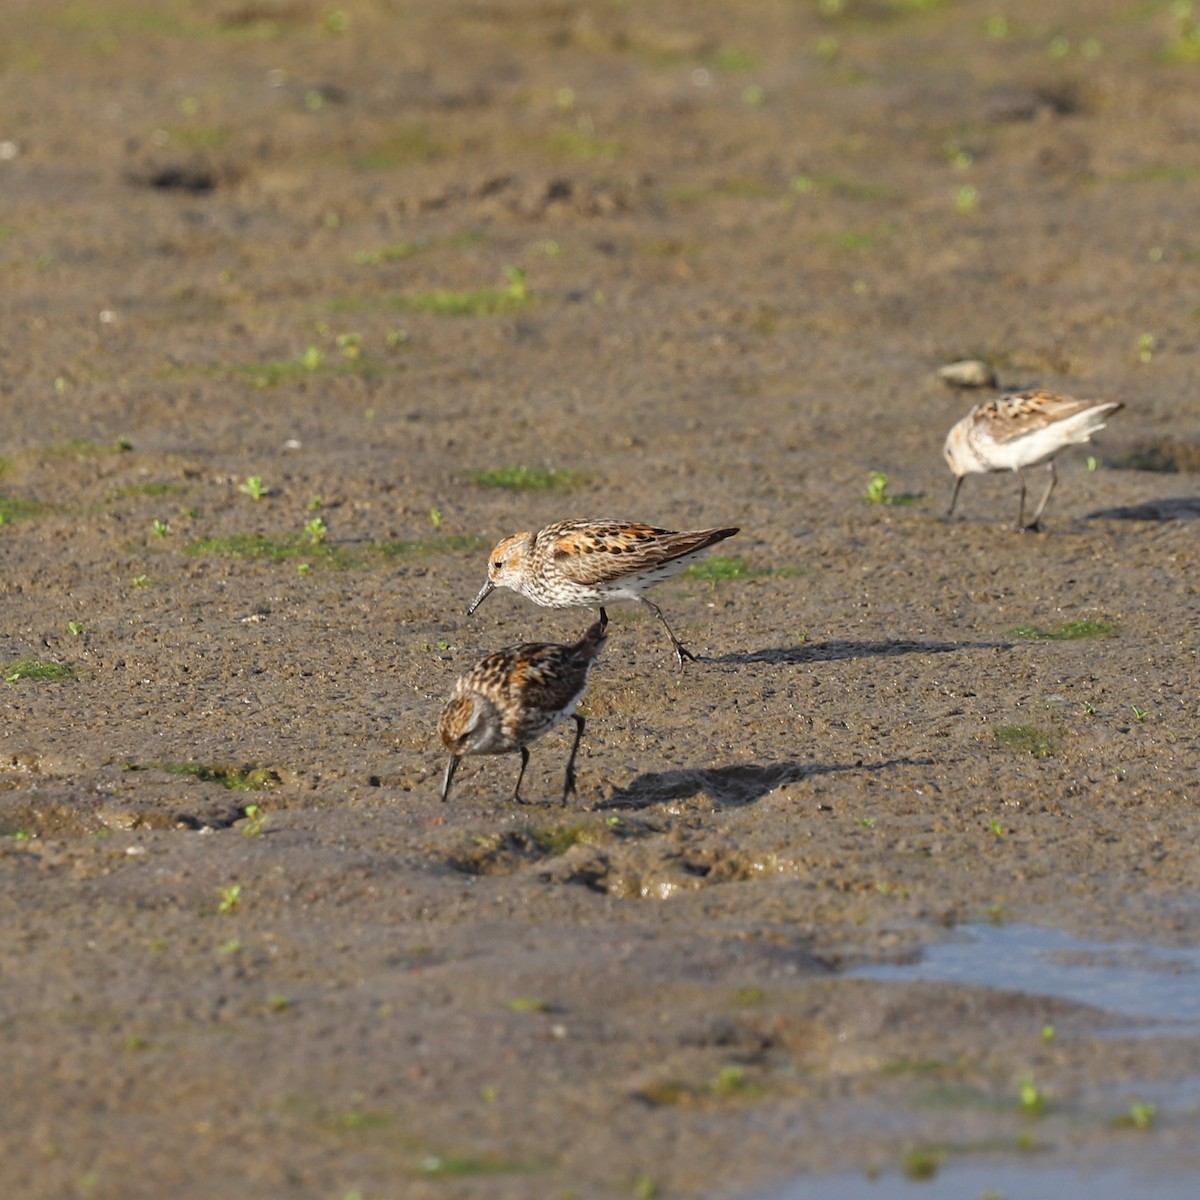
[492,560,503,570]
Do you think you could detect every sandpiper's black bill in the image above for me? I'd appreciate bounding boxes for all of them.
[466,580,494,615]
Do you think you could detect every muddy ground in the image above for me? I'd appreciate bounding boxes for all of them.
[2,1,1200,1197]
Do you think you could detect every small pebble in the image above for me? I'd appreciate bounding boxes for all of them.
[937,359,998,388]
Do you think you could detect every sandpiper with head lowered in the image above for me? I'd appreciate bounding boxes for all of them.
[439,620,606,805]
[467,519,739,665]
[944,390,1124,531]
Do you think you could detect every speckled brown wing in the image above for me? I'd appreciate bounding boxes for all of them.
[502,625,605,740]
[978,391,1102,445]
[547,522,737,586]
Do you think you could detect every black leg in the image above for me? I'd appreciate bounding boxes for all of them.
[1014,468,1028,531]
[1025,460,1057,531]
[947,474,965,519]
[441,754,461,802]
[561,714,585,804]
[512,745,531,804]
[598,606,609,631]
[640,596,696,666]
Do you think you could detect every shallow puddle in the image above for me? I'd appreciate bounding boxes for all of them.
[763,926,1200,1199]
[851,923,1200,1028]
[769,1163,1200,1200]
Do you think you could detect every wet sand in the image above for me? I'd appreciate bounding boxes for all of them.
[2,1,1199,1196]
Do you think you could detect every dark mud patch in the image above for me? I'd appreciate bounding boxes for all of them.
[0,783,244,838]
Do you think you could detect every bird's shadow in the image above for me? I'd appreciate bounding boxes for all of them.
[598,756,929,811]
[1087,497,1200,522]
[710,639,1011,666]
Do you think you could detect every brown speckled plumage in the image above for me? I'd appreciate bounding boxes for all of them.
[439,621,606,804]
[467,519,739,665]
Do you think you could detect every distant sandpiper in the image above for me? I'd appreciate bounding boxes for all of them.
[944,390,1124,530]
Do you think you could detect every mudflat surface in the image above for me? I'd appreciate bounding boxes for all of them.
[2,2,1199,1197]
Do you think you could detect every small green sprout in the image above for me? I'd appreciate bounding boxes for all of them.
[238,476,267,500]
[1117,1100,1158,1130]
[335,332,361,358]
[633,1176,659,1199]
[1086,455,1099,472]
[267,994,293,1012]
[995,724,1055,757]
[864,471,924,506]
[297,562,311,577]
[731,986,765,1007]
[989,819,1006,837]
[396,266,531,316]
[429,507,443,528]
[304,517,327,545]
[132,574,150,587]
[217,884,242,913]
[1138,333,1155,363]
[710,1065,759,1097]
[241,804,267,837]
[480,1085,499,1103]
[1010,619,1117,641]
[218,938,242,955]
[1041,1024,1056,1041]
[506,997,551,1013]
[504,267,528,300]
[1018,1073,1045,1115]
[301,344,324,371]
[943,139,973,169]
[67,621,85,636]
[307,495,323,511]
[861,817,877,828]
[1131,705,1149,723]
[5,659,75,683]
[472,465,582,492]
[683,555,764,584]
[954,185,979,215]
[901,1146,945,1181]
[152,519,170,538]
[817,34,840,60]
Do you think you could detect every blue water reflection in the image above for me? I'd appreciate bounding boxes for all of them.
[850,923,1200,1026]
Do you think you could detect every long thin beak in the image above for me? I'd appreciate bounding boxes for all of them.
[466,579,494,615]
[947,475,964,518]
[441,754,461,802]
